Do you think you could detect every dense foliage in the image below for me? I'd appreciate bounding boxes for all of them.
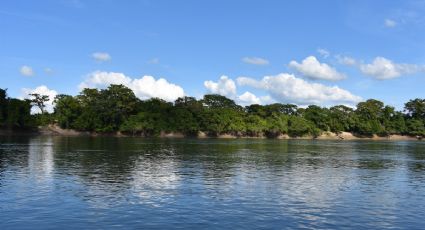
[1,85,424,137]
[0,89,33,129]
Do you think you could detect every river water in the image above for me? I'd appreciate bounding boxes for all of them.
[1,136,425,229]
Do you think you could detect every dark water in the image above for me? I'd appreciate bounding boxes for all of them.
[1,136,425,229]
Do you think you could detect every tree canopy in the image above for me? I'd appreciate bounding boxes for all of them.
[1,85,424,137]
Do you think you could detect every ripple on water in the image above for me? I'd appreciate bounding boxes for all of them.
[0,137,425,229]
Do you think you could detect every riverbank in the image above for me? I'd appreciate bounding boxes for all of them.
[5,125,415,141]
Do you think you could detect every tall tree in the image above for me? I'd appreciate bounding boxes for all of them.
[0,88,7,125]
[405,98,425,120]
[53,94,82,129]
[29,93,49,114]
[201,94,240,110]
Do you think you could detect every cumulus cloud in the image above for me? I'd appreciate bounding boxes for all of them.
[131,76,184,102]
[21,85,58,114]
[384,19,397,28]
[92,52,111,62]
[204,75,237,98]
[238,91,261,105]
[335,55,357,66]
[79,71,184,102]
[237,73,362,106]
[20,65,34,76]
[242,57,269,65]
[317,48,330,58]
[359,57,421,80]
[289,56,346,81]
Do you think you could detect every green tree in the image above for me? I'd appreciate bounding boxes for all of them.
[6,99,33,129]
[53,94,82,129]
[29,93,49,114]
[74,85,140,132]
[201,94,241,110]
[288,116,316,137]
[120,111,168,136]
[406,119,425,136]
[354,99,385,135]
[303,105,330,131]
[0,88,7,125]
[265,114,289,137]
[169,107,200,135]
[244,114,267,136]
[328,105,355,132]
[405,98,425,120]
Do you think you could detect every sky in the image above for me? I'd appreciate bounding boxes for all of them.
[1,0,424,112]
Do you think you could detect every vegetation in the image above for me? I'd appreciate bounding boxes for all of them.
[1,85,424,137]
[0,89,33,129]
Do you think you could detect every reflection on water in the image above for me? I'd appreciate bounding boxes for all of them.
[0,136,425,229]
[28,136,54,182]
[130,149,181,205]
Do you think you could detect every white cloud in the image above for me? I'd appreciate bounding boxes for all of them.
[204,76,274,106]
[359,57,420,80]
[20,85,58,114]
[289,56,345,81]
[79,71,184,102]
[317,48,330,58]
[131,76,184,102]
[242,57,269,65]
[237,73,362,106]
[384,19,397,28]
[238,91,261,105]
[20,65,34,76]
[92,52,111,62]
[79,71,131,89]
[335,55,357,66]
[204,75,237,98]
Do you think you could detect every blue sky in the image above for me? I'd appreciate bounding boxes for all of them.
[1,0,424,110]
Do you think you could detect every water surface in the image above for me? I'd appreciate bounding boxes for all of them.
[1,136,425,229]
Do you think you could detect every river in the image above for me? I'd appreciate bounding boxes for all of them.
[1,136,424,229]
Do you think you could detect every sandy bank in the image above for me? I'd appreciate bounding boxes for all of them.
[4,125,422,141]
[316,131,421,141]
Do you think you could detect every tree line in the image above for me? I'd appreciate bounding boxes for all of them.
[1,85,424,137]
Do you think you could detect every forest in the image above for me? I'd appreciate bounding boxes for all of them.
[0,85,424,137]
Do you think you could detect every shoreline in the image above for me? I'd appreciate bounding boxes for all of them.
[1,125,420,141]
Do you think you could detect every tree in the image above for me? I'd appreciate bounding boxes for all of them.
[384,111,406,134]
[245,104,267,117]
[53,94,82,129]
[405,98,425,120]
[169,107,200,135]
[4,82,421,138]
[288,116,316,137]
[328,105,355,132]
[354,99,385,135]
[244,114,267,136]
[200,108,244,136]
[6,99,32,129]
[406,119,425,136]
[29,93,49,114]
[120,111,168,136]
[73,85,140,132]
[0,88,7,125]
[356,99,384,120]
[201,94,240,110]
[303,105,330,131]
[175,96,203,111]
[404,98,425,136]
[265,114,288,137]
[100,84,140,128]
